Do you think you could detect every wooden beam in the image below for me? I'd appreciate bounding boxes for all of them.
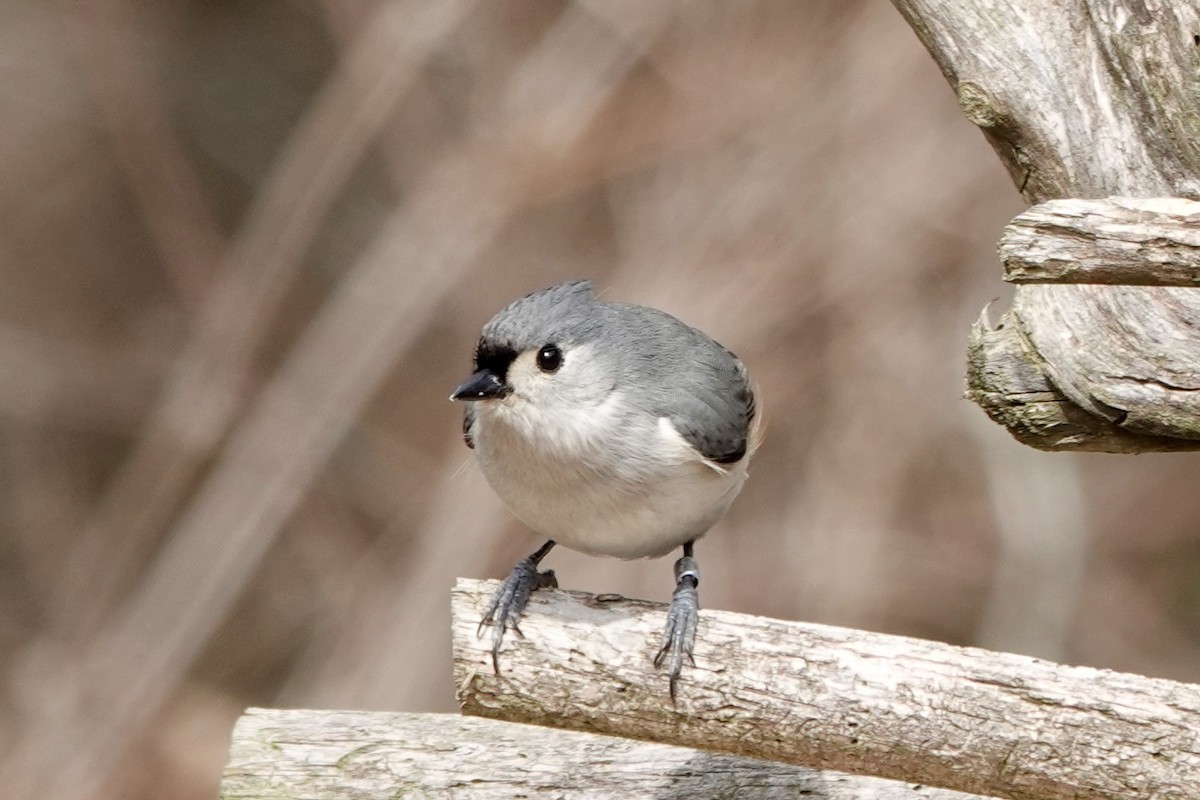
[452,578,1200,800]
[222,708,997,799]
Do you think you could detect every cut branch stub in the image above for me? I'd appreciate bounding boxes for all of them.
[1002,198,1200,287]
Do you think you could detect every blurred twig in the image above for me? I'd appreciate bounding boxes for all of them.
[11,3,679,798]
[970,408,1087,660]
[0,325,160,430]
[55,0,469,638]
[68,0,224,311]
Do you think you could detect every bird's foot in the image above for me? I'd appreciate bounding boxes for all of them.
[477,554,557,674]
[654,553,699,700]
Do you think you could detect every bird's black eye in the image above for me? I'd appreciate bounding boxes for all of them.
[536,344,563,373]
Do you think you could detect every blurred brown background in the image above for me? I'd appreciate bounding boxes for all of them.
[3,1,1199,798]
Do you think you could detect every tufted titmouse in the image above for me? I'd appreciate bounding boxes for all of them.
[451,280,758,697]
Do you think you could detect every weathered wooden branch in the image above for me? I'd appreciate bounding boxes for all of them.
[220,581,1200,797]
[893,0,1200,450]
[1002,198,1200,287]
[221,708,998,799]
[452,578,1200,800]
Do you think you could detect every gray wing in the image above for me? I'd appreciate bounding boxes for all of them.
[667,349,755,464]
[618,306,756,464]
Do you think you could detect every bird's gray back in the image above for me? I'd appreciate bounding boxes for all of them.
[603,302,755,465]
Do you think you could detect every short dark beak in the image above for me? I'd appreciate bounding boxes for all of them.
[450,369,509,401]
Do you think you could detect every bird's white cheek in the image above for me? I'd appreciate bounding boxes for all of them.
[481,345,620,456]
[504,352,543,396]
[479,389,626,462]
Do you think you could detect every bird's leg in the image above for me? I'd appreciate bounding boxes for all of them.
[654,540,699,700]
[478,539,558,673]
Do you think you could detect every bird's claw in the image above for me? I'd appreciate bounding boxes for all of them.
[654,554,699,701]
[478,558,557,673]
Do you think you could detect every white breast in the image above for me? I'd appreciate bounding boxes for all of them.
[470,396,748,559]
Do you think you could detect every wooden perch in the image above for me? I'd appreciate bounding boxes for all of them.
[452,578,1200,800]
[221,708,998,799]
[1002,198,1200,286]
[893,0,1200,450]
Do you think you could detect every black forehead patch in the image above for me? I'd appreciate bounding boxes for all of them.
[474,337,518,379]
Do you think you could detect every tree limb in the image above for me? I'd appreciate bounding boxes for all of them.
[452,578,1200,800]
[221,708,998,800]
[892,0,1200,449]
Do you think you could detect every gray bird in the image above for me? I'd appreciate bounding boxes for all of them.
[450,280,758,697]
